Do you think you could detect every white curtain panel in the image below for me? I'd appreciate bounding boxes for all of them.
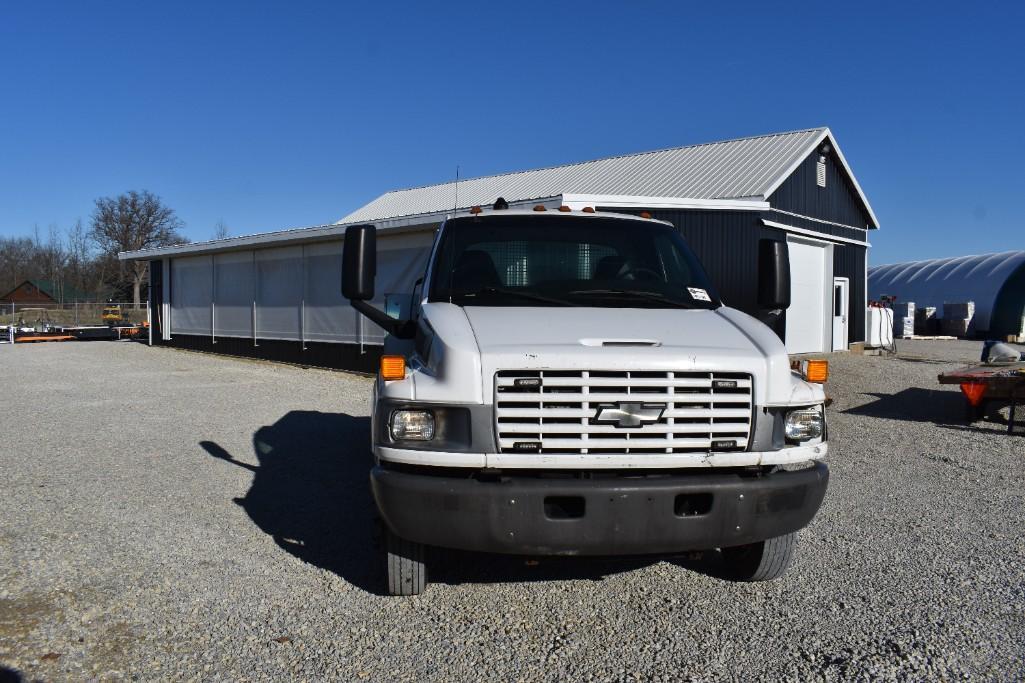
[170,255,213,335]
[255,246,303,340]
[214,251,254,338]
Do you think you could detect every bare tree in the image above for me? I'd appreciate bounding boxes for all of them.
[42,224,68,303]
[89,190,187,308]
[65,219,92,298]
[213,219,230,240]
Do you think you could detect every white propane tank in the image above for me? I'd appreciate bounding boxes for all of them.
[866,307,894,348]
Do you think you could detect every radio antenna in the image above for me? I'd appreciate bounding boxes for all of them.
[453,165,460,214]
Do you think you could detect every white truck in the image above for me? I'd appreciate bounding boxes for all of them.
[342,204,829,595]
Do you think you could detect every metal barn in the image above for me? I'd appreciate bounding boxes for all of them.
[122,127,879,370]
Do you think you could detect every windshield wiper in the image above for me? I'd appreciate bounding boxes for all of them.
[459,287,574,306]
[569,289,702,308]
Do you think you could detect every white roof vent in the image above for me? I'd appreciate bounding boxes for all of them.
[817,156,827,188]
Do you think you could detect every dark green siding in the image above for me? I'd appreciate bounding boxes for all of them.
[770,149,874,229]
[833,244,866,345]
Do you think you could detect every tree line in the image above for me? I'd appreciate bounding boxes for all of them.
[0,190,195,308]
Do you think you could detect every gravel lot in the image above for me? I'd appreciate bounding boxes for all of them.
[2,340,1024,681]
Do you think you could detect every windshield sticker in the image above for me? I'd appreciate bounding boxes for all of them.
[687,287,711,302]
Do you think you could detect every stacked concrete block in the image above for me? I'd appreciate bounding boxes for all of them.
[915,307,938,335]
[943,301,975,320]
[891,302,915,338]
[941,301,975,338]
[1011,316,1025,343]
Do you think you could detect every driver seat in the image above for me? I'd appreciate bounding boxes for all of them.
[450,250,501,291]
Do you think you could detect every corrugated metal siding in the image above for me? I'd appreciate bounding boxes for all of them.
[833,244,867,345]
[342,129,826,223]
[769,150,873,229]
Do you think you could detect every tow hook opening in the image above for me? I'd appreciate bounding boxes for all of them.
[674,493,713,517]
[544,496,586,520]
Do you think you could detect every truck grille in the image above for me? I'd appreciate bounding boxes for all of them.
[495,370,753,454]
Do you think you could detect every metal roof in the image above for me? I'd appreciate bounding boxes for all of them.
[338,127,878,228]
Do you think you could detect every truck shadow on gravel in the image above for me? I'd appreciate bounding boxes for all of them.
[201,411,383,594]
[200,411,727,594]
[842,388,968,424]
[843,387,1018,431]
[429,550,728,587]
[0,666,24,683]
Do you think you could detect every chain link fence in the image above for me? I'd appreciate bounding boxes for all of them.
[3,302,147,328]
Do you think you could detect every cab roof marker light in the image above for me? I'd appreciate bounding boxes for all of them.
[558,205,572,212]
[469,205,482,215]
[581,206,595,213]
[640,211,653,219]
[533,204,547,212]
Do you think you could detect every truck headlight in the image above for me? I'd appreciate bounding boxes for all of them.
[785,406,824,443]
[390,410,435,441]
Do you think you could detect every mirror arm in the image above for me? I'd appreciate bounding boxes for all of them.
[351,300,416,339]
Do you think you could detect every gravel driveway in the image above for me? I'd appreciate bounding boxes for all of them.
[2,340,1023,681]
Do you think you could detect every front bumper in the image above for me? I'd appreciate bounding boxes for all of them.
[371,462,829,556]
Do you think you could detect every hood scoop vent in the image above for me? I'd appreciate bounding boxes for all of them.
[579,338,662,348]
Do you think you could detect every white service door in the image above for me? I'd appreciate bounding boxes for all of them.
[785,240,827,354]
[832,277,849,351]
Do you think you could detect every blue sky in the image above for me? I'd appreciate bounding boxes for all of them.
[1,1,1022,265]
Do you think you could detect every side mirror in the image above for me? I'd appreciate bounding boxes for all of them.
[342,224,376,301]
[757,239,791,310]
[342,224,416,340]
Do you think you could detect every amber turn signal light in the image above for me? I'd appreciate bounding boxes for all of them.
[380,355,406,380]
[804,359,829,383]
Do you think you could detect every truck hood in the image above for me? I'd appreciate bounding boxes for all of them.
[404,303,820,408]
[464,306,758,355]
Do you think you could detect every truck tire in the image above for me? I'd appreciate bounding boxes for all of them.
[721,532,797,582]
[386,529,427,596]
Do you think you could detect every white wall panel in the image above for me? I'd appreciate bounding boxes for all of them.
[170,255,213,335]
[214,251,254,338]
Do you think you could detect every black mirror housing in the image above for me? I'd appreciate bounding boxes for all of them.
[757,239,791,310]
[341,224,416,340]
[342,224,376,301]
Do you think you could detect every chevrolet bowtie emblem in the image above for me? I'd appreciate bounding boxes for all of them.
[592,402,666,428]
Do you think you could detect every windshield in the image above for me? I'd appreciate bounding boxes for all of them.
[428,215,720,309]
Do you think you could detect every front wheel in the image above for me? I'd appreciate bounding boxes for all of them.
[386,529,428,596]
[721,532,797,581]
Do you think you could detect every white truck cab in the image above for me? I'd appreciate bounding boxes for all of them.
[343,205,829,595]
